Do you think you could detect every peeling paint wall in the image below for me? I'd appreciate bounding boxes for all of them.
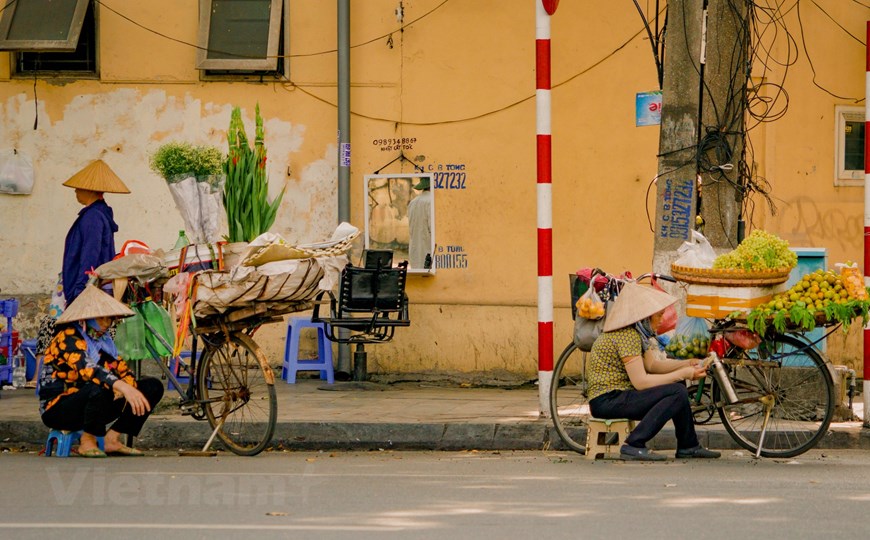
[0,88,336,293]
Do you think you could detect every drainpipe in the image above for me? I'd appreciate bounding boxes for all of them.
[862,21,870,426]
[336,0,352,378]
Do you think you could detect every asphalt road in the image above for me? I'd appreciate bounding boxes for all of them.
[1,449,868,540]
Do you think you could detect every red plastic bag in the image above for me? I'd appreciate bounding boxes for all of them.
[651,276,677,334]
[724,329,762,350]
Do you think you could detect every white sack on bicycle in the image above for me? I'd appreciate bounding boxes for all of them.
[674,230,717,268]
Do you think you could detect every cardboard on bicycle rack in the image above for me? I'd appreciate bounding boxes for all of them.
[685,283,787,318]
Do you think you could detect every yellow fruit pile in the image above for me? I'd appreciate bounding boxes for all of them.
[746,265,870,336]
[576,295,605,319]
[763,269,850,314]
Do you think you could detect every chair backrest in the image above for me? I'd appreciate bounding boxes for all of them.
[340,261,407,313]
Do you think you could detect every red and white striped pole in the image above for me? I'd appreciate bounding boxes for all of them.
[863,20,869,427]
[536,0,558,416]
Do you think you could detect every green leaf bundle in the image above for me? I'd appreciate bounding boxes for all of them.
[223,104,286,243]
[150,141,223,180]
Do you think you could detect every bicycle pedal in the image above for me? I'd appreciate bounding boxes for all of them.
[179,402,199,415]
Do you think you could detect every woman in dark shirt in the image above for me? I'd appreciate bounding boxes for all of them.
[61,159,130,305]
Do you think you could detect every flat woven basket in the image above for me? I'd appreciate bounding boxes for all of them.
[294,230,360,258]
[670,263,791,286]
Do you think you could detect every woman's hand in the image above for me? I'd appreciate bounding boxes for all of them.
[113,380,151,416]
[677,365,706,381]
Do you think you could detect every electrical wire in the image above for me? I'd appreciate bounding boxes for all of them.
[810,0,865,46]
[95,0,450,60]
[795,0,864,102]
[279,25,650,126]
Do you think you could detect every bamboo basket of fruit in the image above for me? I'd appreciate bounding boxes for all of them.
[672,230,796,286]
[670,264,791,286]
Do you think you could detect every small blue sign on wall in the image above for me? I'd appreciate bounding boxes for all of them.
[636,91,662,127]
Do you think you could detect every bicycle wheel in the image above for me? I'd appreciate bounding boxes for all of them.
[550,341,592,454]
[714,333,834,458]
[197,332,278,456]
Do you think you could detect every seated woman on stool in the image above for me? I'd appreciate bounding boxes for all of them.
[587,282,720,461]
[39,285,163,457]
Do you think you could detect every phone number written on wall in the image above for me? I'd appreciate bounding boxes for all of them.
[369,138,468,190]
[428,163,467,190]
[434,245,468,269]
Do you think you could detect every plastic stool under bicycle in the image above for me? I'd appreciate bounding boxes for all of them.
[282,317,334,384]
[168,350,199,391]
[586,418,635,460]
[45,430,105,457]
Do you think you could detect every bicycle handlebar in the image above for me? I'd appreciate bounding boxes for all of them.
[636,272,677,284]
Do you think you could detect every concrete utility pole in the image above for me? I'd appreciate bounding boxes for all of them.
[698,0,747,249]
[652,0,703,274]
[652,0,747,274]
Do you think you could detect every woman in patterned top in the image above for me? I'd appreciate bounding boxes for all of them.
[587,282,720,461]
[39,285,163,457]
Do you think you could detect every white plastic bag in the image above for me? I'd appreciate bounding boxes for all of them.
[0,149,34,195]
[674,230,716,268]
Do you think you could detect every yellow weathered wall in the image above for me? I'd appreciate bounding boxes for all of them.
[757,2,868,373]
[0,1,867,378]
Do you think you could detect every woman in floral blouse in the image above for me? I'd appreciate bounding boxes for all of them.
[39,285,163,457]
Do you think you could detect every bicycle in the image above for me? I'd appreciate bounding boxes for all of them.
[140,303,284,456]
[549,269,836,459]
[99,272,310,457]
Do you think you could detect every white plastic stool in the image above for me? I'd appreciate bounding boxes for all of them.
[586,418,635,460]
[282,317,334,384]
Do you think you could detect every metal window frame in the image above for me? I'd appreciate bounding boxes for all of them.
[834,105,865,187]
[196,0,284,71]
[0,0,90,51]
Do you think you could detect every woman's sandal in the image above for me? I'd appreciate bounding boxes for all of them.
[77,447,107,458]
[106,445,144,457]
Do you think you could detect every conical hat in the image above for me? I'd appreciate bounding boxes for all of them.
[56,284,134,324]
[603,282,678,332]
[63,159,131,194]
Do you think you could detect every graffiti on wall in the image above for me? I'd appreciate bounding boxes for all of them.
[773,196,862,250]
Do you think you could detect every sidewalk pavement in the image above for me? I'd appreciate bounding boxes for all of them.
[2,378,869,453]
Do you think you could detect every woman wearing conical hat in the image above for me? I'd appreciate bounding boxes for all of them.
[39,286,163,457]
[586,282,720,461]
[34,160,131,389]
[61,159,130,305]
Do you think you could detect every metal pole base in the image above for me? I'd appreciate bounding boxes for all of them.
[352,343,367,382]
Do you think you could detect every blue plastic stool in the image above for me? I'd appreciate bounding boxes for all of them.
[45,430,105,457]
[282,317,334,384]
[168,350,198,391]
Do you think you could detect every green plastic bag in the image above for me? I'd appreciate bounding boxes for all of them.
[115,309,148,361]
[137,300,175,357]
